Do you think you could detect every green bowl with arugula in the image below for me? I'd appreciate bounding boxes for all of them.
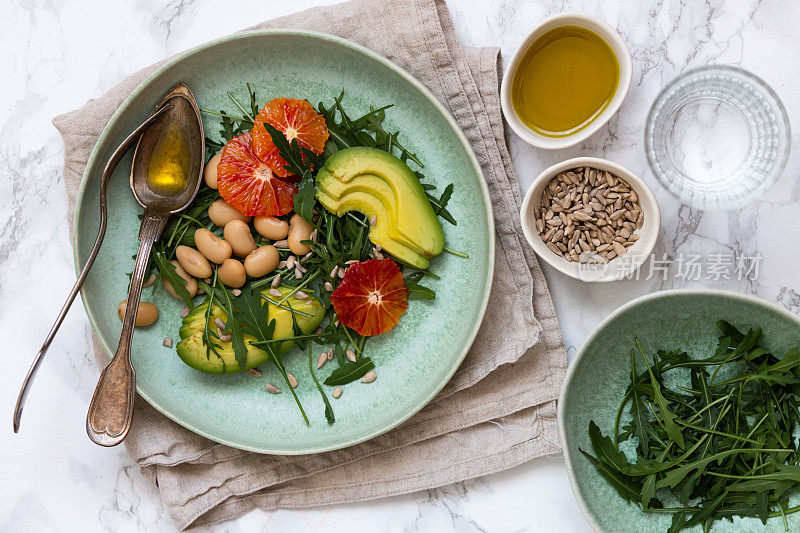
[559,289,800,532]
[74,30,493,454]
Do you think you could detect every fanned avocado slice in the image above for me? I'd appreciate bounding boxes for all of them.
[175,286,324,374]
[315,146,444,265]
[316,188,430,269]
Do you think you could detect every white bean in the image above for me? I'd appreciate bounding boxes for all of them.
[203,152,222,189]
[208,198,251,227]
[175,245,212,278]
[218,258,246,288]
[194,228,232,264]
[253,216,290,240]
[244,245,280,278]
[287,213,314,255]
[118,300,159,327]
[223,219,257,258]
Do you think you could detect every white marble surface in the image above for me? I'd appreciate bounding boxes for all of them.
[2,0,799,531]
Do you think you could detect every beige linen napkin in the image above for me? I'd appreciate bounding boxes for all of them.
[53,0,567,529]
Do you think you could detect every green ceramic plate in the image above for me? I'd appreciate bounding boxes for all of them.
[559,289,800,532]
[74,30,494,454]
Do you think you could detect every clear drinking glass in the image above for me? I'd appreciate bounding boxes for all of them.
[645,66,790,210]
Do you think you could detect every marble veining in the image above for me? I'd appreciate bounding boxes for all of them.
[3,0,799,531]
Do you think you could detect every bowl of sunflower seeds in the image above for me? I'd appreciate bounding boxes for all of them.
[520,157,660,282]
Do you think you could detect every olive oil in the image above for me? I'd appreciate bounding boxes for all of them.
[147,121,190,196]
[511,25,619,138]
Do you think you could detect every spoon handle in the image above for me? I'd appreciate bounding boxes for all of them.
[86,211,167,446]
[12,105,173,434]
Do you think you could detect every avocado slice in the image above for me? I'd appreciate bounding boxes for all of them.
[316,188,430,269]
[315,147,444,264]
[175,286,324,374]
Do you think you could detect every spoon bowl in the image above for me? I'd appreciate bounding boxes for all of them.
[130,84,204,212]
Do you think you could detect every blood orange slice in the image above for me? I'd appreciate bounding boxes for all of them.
[252,97,329,177]
[330,259,409,336]
[216,131,298,216]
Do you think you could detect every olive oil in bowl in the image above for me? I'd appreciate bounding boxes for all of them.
[511,25,620,138]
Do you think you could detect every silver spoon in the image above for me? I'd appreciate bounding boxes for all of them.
[13,103,174,433]
[85,83,204,446]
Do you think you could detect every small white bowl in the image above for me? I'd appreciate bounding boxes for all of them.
[520,157,660,282]
[500,12,632,150]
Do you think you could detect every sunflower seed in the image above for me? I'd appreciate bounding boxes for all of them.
[546,242,563,256]
[346,349,357,362]
[317,352,328,369]
[330,265,338,279]
[214,317,226,329]
[271,274,281,287]
[269,288,281,297]
[162,337,173,348]
[338,268,346,279]
[324,281,333,291]
[180,306,190,318]
[265,383,281,394]
[534,167,644,263]
[361,370,377,383]
[345,259,359,265]
[246,368,262,377]
[332,387,343,399]
[294,269,303,279]
[143,273,157,287]
[287,372,298,388]
[219,333,232,342]
[294,291,308,300]
[370,215,377,227]
[328,347,334,360]
[286,255,296,269]
[273,239,289,248]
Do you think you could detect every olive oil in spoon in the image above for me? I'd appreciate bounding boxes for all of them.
[147,121,191,196]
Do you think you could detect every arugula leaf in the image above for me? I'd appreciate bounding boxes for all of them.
[666,513,687,533]
[432,183,453,217]
[233,287,309,424]
[292,173,317,222]
[218,287,247,371]
[641,473,656,507]
[629,349,650,457]
[637,341,685,449]
[308,343,335,424]
[579,449,642,503]
[153,252,193,309]
[324,357,375,386]
[762,348,800,375]
[405,279,436,300]
[262,122,322,222]
[588,421,631,471]
[197,278,224,365]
